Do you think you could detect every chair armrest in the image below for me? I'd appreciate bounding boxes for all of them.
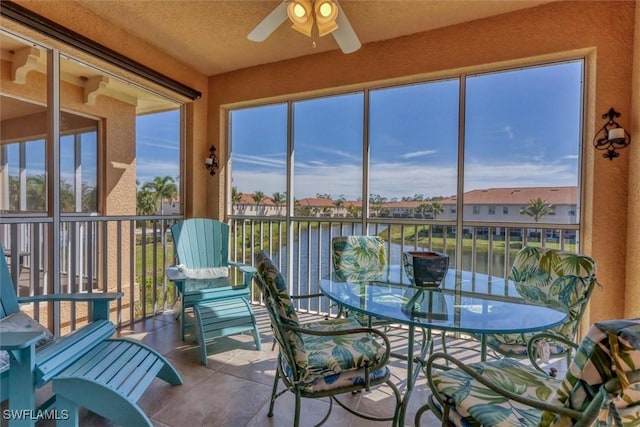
[165,266,183,281]
[426,352,583,420]
[0,331,45,351]
[229,261,256,274]
[526,331,578,374]
[229,261,256,288]
[17,292,123,321]
[0,330,45,367]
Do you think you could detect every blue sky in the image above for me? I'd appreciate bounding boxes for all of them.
[11,61,581,206]
[229,60,583,201]
[136,110,181,187]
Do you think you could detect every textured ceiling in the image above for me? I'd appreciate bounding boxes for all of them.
[73,0,557,76]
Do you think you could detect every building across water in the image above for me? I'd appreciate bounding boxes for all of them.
[232,186,577,225]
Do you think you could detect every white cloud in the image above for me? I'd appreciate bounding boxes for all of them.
[233,159,577,200]
[137,136,179,151]
[400,150,437,159]
[136,160,179,184]
[503,125,514,139]
[232,153,286,168]
[299,143,361,162]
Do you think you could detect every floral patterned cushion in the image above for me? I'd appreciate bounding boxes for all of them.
[0,311,54,372]
[332,236,387,282]
[254,250,387,392]
[483,247,598,356]
[431,357,560,426]
[287,317,388,391]
[432,318,640,427]
[541,318,640,427]
[254,251,299,326]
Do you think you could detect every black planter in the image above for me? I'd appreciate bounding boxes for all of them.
[402,250,449,288]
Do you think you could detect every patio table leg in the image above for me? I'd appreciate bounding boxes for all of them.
[397,325,431,427]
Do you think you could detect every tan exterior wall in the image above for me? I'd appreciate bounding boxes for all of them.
[626,1,640,320]
[8,0,210,218]
[1,1,209,326]
[208,1,636,325]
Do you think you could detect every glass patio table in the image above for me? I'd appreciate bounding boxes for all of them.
[319,265,568,425]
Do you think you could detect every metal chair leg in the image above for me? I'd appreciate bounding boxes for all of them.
[268,368,280,417]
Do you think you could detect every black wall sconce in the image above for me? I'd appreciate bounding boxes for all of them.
[205,145,219,175]
[593,107,631,160]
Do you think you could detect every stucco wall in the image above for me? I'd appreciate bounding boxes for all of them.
[625,0,640,320]
[208,1,636,324]
[9,0,210,218]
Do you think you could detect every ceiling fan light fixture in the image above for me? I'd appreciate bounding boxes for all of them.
[287,0,314,36]
[248,0,360,54]
[315,0,339,37]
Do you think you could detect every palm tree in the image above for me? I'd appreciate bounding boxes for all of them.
[520,197,554,222]
[142,176,177,215]
[59,179,75,212]
[82,184,97,212]
[137,189,157,216]
[232,186,242,203]
[232,187,243,214]
[369,194,386,217]
[272,192,286,215]
[252,191,266,214]
[333,196,345,216]
[430,202,445,219]
[347,204,361,217]
[8,176,20,210]
[26,174,46,211]
[418,202,431,218]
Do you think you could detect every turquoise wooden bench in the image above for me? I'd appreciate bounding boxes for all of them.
[168,218,261,365]
[0,246,183,427]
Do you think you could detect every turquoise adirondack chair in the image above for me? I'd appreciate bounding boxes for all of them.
[168,218,261,365]
[0,244,183,426]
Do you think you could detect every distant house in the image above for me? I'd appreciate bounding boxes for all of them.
[455,187,577,223]
[231,186,577,225]
[233,193,278,216]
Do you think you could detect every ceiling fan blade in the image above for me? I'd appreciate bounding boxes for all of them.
[332,2,361,54]
[247,1,289,42]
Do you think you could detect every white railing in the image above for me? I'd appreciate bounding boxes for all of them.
[229,215,579,316]
[0,214,182,335]
[1,213,578,336]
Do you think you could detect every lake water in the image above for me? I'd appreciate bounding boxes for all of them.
[271,224,510,296]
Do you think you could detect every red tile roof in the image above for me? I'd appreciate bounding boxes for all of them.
[461,187,576,205]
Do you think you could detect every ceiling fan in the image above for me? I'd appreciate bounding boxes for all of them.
[247,0,361,54]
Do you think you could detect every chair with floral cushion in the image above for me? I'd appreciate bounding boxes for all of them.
[332,236,434,355]
[253,250,401,427]
[331,236,388,321]
[417,318,640,427]
[332,236,387,283]
[474,246,599,367]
